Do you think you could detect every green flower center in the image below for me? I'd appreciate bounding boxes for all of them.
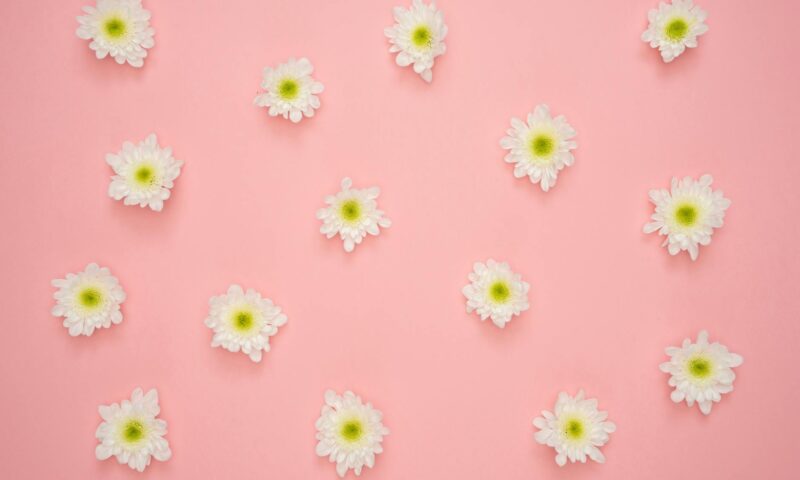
[340,200,362,223]
[278,78,299,100]
[103,17,127,40]
[530,134,555,158]
[665,18,689,41]
[688,356,713,379]
[134,164,156,186]
[340,419,364,443]
[488,281,511,303]
[564,418,585,440]
[122,419,145,443]
[78,287,103,309]
[674,203,698,227]
[411,25,432,48]
[232,309,255,332]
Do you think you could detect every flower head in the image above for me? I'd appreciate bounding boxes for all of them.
[500,105,577,192]
[204,284,287,363]
[462,259,530,328]
[51,263,126,337]
[643,174,730,261]
[254,57,324,123]
[384,0,447,83]
[533,390,616,466]
[76,0,155,67]
[95,387,171,472]
[660,330,743,415]
[317,177,392,253]
[315,390,389,478]
[641,0,708,63]
[106,133,183,212]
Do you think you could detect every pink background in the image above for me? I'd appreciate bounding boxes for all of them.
[1,0,799,478]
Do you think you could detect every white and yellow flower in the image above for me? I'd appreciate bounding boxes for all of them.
[462,259,529,328]
[51,263,126,337]
[315,390,389,478]
[643,174,730,261]
[642,0,709,63]
[95,387,171,472]
[660,330,743,415]
[317,177,391,253]
[204,284,287,363]
[254,58,324,123]
[107,134,183,212]
[384,0,447,83]
[76,0,155,67]
[533,390,616,466]
[500,105,577,192]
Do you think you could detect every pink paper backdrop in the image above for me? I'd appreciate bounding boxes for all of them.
[1,0,799,478]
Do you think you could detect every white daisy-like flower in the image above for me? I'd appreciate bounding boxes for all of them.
[51,263,126,337]
[643,174,730,261]
[500,105,577,192]
[106,133,183,212]
[384,0,447,83]
[253,57,324,123]
[462,259,530,329]
[660,330,743,415]
[204,284,287,363]
[76,0,155,68]
[533,390,616,467]
[315,389,389,478]
[95,387,171,472]
[641,0,709,63]
[316,177,392,253]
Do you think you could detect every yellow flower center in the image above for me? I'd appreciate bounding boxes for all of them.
[563,418,585,441]
[122,419,145,443]
[530,133,556,160]
[134,164,156,187]
[488,281,511,304]
[278,78,299,100]
[340,419,364,443]
[78,287,103,309]
[688,356,713,379]
[340,200,362,223]
[231,309,256,333]
[411,25,433,48]
[103,16,127,40]
[674,203,698,227]
[665,17,689,42]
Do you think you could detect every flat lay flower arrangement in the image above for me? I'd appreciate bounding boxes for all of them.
[4,0,799,478]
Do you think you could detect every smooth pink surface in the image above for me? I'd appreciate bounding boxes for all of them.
[1,0,799,478]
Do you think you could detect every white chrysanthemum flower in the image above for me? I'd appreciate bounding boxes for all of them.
[317,177,392,253]
[384,0,447,83]
[641,0,709,63]
[106,133,183,212]
[76,0,155,68]
[253,58,324,123]
[315,390,389,478]
[533,390,616,467]
[204,284,287,363]
[462,259,530,329]
[660,330,743,415]
[95,387,171,472]
[500,105,577,192]
[51,263,126,337]
[643,174,730,261]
